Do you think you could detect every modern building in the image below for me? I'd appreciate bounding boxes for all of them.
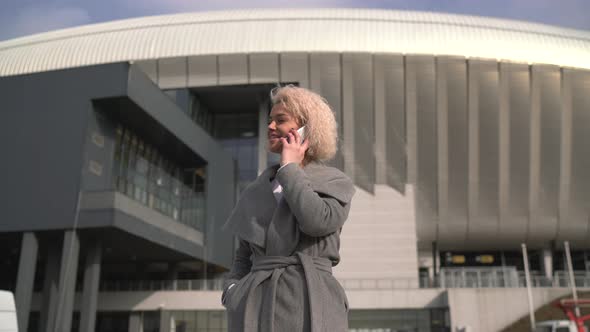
[1,8,590,332]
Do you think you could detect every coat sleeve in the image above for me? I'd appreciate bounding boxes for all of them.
[222,239,252,304]
[276,163,355,237]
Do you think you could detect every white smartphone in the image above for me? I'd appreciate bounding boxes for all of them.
[297,126,306,142]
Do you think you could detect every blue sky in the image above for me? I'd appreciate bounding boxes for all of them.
[1,0,589,41]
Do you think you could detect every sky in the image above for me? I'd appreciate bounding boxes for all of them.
[1,0,589,41]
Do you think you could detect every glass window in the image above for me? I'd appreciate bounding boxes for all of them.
[111,124,207,230]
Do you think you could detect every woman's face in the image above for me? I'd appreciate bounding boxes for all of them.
[267,104,300,154]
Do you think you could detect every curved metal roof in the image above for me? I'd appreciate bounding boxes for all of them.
[1,8,590,76]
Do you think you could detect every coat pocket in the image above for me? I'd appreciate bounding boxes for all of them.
[326,274,349,312]
[223,274,251,311]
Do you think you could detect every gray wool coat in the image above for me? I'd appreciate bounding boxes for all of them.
[221,161,356,332]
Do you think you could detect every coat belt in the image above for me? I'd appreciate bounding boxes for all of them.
[242,252,332,332]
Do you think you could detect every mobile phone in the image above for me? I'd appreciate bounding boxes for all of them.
[286,126,306,143]
[297,126,306,142]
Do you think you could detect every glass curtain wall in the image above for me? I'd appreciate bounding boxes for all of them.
[214,112,259,192]
[112,124,206,231]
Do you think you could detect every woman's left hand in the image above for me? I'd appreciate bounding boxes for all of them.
[280,129,309,166]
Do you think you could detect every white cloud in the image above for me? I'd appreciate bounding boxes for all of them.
[0,5,91,40]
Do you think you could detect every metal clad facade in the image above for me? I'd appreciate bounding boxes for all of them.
[504,63,530,242]
[341,54,375,193]
[2,9,590,77]
[408,56,437,245]
[279,53,309,88]
[2,8,590,249]
[249,53,279,84]
[535,66,561,240]
[218,54,248,85]
[309,53,343,170]
[437,57,468,247]
[564,69,590,242]
[188,55,218,87]
[471,60,500,243]
[158,57,187,89]
[382,55,406,193]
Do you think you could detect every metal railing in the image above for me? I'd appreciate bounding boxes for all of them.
[97,270,590,292]
[339,278,421,290]
[99,279,224,292]
[553,271,590,288]
[439,267,520,288]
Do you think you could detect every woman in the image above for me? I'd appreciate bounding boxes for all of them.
[222,85,355,332]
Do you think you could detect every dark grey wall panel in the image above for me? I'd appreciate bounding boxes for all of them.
[310,53,344,170]
[280,53,309,88]
[560,69,590,244]
[0,64,128,232]
[501,63,530,243]
[468,60,500,243]
[375,54,405,192]
[218,54,248,85]
[533,65,561,242]
[407,56,437,246]
[437,57,468,248]
[81,110,116,191]
[249,53,279,84]
[342,53,375,193]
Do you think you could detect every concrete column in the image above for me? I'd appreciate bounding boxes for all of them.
[15,232,39,332]
[79,239,102,332]
[40,242,61,332]
[53,230,80,332]
[159,310,171,332]
[541,248,554,281]
[128,312,142,332]
[166,262,180,290]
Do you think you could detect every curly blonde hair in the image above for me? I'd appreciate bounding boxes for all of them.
[270,85,338,162]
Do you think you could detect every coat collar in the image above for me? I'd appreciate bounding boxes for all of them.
[223,161,352,254]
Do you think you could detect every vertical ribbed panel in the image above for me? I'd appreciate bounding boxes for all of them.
[469,60,500,242]
[188,55,217,87]
[498,64,510,243]
[374,56,387,184]
[249,53,279,84]
[436,57,450,246]
[375,54,405,192]
[218,54,248,85]
[407,55,437,246]
[437,57,468,247]
[405,57,418,186]
[309,53,343,170]
[501,63,530,243]
[342,53,374,193]
[560,69,590,244]
[533,65,560,241]
[341,55,355,180]
[157,57,187,89]
[279,53,309,88]
[467,61,480,242]
[557,69,573,243]
[135,60,158,83]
